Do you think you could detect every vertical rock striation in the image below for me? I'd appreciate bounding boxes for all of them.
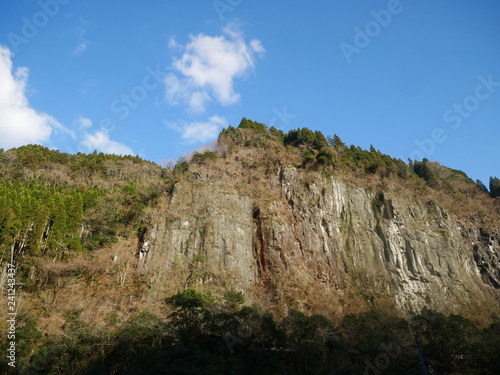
[139,165,499,317]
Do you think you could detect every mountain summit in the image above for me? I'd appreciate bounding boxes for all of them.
[1,118,499,373]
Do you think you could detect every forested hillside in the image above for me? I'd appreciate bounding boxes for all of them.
[0,146,165,261]
[1,119,498,263]
[1,119,499,374]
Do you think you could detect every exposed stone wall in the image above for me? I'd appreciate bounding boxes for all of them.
[138,165,499,317]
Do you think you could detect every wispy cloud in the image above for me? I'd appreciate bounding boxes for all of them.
[76,116,93,130]
[168,36,180,49]
[164,24,265,113]
[79,79,98,95]
[0,45,71,149]
[167,115,227,144]
[71,21,90,56]
[72,41,88,56]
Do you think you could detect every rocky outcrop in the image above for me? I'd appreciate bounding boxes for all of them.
[464,226,500,289]
[138,164,499,317]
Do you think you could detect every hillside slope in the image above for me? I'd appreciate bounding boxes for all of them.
[1,119,499,317]
[0,119,499,372]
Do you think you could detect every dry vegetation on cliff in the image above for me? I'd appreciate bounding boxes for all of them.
[1,118,499,374]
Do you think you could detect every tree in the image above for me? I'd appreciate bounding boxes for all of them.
[0,207,18,254]
[413,159,439,187]
[327,134,346,149]
[165,289,214,334]
[282,309,341,373]
[284,128,317,148]
[190,150,217,165]
[315,149,334,167]
[489,177,500,198]
[238,117,268,135]
[114,311,165,361]
[3,150,18,167]
[223,288,245,312]
[173,159,189,174]
[476,179,489,193]
[269,126,285,142]
[26,205,50,255]
[416,308,481,374]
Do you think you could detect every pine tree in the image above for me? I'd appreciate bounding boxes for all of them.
[489,177,500,198]
[327,134,346,149]
[413,159,439,187]
[475,180,489,193]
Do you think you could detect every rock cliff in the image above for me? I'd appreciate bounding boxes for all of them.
[138,161,499,318]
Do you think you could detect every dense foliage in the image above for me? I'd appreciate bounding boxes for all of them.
[0,145,166,263]
[0,180,101,256]
[2,290,498,375]
[1,120,499,374]
[217,118,497,206]
[490,177,500,198]
[1,120,497,282]
[0,121,497,266]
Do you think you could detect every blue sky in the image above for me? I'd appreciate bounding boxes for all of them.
[0,1,499,185]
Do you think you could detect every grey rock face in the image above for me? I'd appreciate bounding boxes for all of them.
[139,165,499,316]
[140,181,257,290]
[465,226,500,289]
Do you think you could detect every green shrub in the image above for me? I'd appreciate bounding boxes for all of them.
[191,150,217,164]
[223,288,245,311]
[173,159,190,174]
[413,159,439,187]
[238,118,268,135]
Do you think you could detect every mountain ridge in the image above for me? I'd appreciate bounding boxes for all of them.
[1,118,498,311]
[1,118,499,373]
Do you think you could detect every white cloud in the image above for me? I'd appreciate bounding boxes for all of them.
[165,24,265,113]
[168,36,179,49]
[0,45,68,149]
[168,115,227,144]
[72,41,88,56]
[76,116,92,130]
[77,115,133,155]
[79,79,98,95]
[81,131,134,155]
[71,23,90,56]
